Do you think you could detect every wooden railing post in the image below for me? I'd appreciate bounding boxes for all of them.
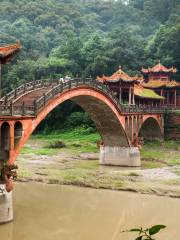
[4,95,7,106]
[14,89,17,98]
[22,101,25,116]
[76,78,79,87]
[68,80,71,89]
[10,100,13,116]
[23,83,26,93]
[33,80,36,89]
[60,82,63,92]
[33,100,37,116]
[43,93,46,107]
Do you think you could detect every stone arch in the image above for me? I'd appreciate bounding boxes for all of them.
[138,117,163,140]
[14,121,23,148]
[0,122,10,161]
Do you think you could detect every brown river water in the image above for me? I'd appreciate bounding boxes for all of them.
[0,182,179,240]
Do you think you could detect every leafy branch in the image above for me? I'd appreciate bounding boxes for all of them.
[122,225,166,240]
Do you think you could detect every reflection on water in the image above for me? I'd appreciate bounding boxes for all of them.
[0,182,179,240]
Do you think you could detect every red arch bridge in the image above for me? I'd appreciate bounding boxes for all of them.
[0,78,164,167]
[0,78,165,223]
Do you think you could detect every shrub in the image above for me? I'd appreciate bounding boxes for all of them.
[48,141,66,149]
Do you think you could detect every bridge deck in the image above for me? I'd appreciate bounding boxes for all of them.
[14,87,53,106]
[0,78,170,117]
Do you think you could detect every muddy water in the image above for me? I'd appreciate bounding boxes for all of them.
[0,183,179,240]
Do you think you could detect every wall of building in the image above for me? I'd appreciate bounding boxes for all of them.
[165,112,180,139]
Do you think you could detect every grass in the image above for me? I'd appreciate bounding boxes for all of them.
[162,178,180,186]
[31,129,100,154]
[17,168,33,179]
[141,140,180,166]
[18,166,124,190]
[75,160,99,170]
[21,146,34,154]
[21,145,58,156]
[172,168,180,176]
[141,160,165,169]
[141,149,166,160]
[127,172,141,177]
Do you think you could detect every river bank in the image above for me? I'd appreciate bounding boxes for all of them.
[16,130,180,198]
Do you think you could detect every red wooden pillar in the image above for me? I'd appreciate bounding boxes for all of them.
[136,115,138,136]
[132,89,135,105]
[0,121,2,158]
[9,122,15,163]
[160,89,163,106]
[175,89,177,108]
[132,115,134,143]
[129,88,132,105]
[0,61,2,98]
[167,91,170,105]
[119,86,122,104]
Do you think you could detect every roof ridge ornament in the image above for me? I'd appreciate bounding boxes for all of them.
[141,61,177,74]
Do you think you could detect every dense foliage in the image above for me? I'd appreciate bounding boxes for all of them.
[0,0,179,131]
[1,0,180,90]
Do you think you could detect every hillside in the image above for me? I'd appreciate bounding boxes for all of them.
[0,0,179,93]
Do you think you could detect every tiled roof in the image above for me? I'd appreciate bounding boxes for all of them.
[0,42,22,64]
[134,85,164,100]
[97,67,143,83]
[141,62,177,74]
[142,80,180,89]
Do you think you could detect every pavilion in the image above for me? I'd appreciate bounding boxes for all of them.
[141,61,179,107]
[97,66,165,107]
[97,62,179,108]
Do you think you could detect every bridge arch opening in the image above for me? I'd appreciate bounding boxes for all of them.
[14,121,23,148]
[138,117,163,141]
[70,96,129,147]
[34,95,129,148]
[0,122,10,162]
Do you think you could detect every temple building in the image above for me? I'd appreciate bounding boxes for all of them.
[97,62,179,108]
[0,42,21,64]
[141,61,179,107]
[0,42,22,97]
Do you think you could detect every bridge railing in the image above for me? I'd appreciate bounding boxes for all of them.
[0,78,170,116]
[0,78,120,116]
[34,78,121,115]
[0,79,57,105]
[0,104,35,116]
[121,105,167,114]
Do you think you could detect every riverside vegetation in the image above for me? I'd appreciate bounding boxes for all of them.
[123,225,166,240]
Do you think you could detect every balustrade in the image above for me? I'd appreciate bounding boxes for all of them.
[0,78,172,117]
